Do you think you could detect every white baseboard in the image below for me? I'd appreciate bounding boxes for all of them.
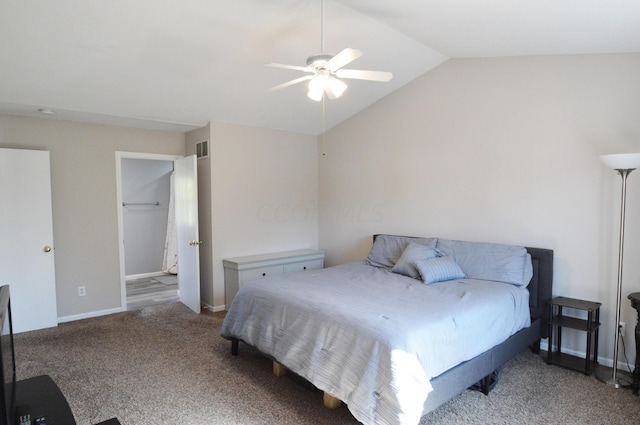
[202,302,226,313]
[541,339,634,370]
[57,307,123,324]
[125,271,167,280]
[60,302,225,324]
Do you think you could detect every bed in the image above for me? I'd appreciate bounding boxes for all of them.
[221,235,553,425]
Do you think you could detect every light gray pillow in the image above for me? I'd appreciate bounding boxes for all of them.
[414,256,466,285]
[391,243,438,279]
[523,253,533,286]
[367,235,437,268]
[436,239,528,286]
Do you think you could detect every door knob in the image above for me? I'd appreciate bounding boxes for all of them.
[43,245,52,253]
[189,240,203,246]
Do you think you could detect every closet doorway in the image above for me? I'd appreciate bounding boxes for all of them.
[115,152,201,313]
[121,157,176,309]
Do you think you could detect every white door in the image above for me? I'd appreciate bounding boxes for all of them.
[0,148,58,333]
[174,155,201,313]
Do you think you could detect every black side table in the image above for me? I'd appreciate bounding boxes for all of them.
[629,292,640,395]
[547,296,601,375]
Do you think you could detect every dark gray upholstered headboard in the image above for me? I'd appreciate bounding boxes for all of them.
[524,246,554,338]
[371,235,554,338]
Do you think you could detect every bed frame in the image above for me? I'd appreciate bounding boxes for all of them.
[420,244,553,414]
[228,237,554,419]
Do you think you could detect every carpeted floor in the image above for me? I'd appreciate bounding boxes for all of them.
[13,303,640,424]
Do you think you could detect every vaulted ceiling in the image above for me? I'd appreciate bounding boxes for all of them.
[1,1,639,135]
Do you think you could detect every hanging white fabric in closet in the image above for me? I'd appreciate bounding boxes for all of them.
[162,171,178,274]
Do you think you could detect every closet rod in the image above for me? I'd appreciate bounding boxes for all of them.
[122,201,160,206]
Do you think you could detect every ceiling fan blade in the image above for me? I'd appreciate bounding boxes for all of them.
[264,63,314,73]
[335,69,393,82]
[268,75,314,92]
[326,48,363,71]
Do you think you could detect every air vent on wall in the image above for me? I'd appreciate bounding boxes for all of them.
[196,140,209,159]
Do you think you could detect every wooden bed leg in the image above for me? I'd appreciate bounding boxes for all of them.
[273,361,287,378]
[323,392,342,410]
[231,338,239,356]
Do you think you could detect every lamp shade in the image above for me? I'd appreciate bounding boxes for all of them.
[600,153,640,170]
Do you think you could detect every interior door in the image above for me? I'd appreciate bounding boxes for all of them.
[174,155,201,313]
[0,148,58,332]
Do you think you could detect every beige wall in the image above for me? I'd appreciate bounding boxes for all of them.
[319,53,640,365]
[0,115,185,318]
[4,53,637,366]
[209,122,318,309]
[0,115,318,318]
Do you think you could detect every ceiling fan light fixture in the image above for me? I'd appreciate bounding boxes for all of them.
[266,0,391,100]
[308,72,347,102]
[308,74,326,101]
[326,75,347,99]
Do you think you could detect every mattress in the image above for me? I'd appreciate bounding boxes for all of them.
[221,261,531,425]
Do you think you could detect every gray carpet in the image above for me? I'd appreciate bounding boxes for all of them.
[13,303,640,424]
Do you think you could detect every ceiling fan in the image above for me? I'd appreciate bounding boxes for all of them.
[265,0,393,101]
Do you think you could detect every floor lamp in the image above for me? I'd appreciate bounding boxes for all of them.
[597,153,640,388]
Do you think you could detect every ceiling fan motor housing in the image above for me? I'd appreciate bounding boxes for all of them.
[307,54,334,69]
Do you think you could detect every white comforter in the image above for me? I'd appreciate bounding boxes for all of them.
[221,261,531,425]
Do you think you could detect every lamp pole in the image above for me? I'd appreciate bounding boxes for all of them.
[598,153,640,387]
[612,168,630,387]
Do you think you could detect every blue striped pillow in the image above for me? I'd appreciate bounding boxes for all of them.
[413,256,465,285]
[391,243,438,279]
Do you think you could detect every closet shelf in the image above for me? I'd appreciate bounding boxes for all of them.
[122,202,160,206]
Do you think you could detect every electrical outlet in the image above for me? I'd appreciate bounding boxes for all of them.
[619,321,626,335]
[78,286,86,297]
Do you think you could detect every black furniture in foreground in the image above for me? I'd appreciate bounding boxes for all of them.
[547,296,601,375]
[629,292,640,395]
[15,375,121,425]
[14,375,76,425]
[96,419,121,425]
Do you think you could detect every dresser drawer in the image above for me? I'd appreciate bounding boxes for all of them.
[284,259,324,273]
[224,249,324,309]
[240,264,285,282]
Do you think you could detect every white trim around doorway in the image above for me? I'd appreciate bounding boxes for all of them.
[115,151,182,311]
